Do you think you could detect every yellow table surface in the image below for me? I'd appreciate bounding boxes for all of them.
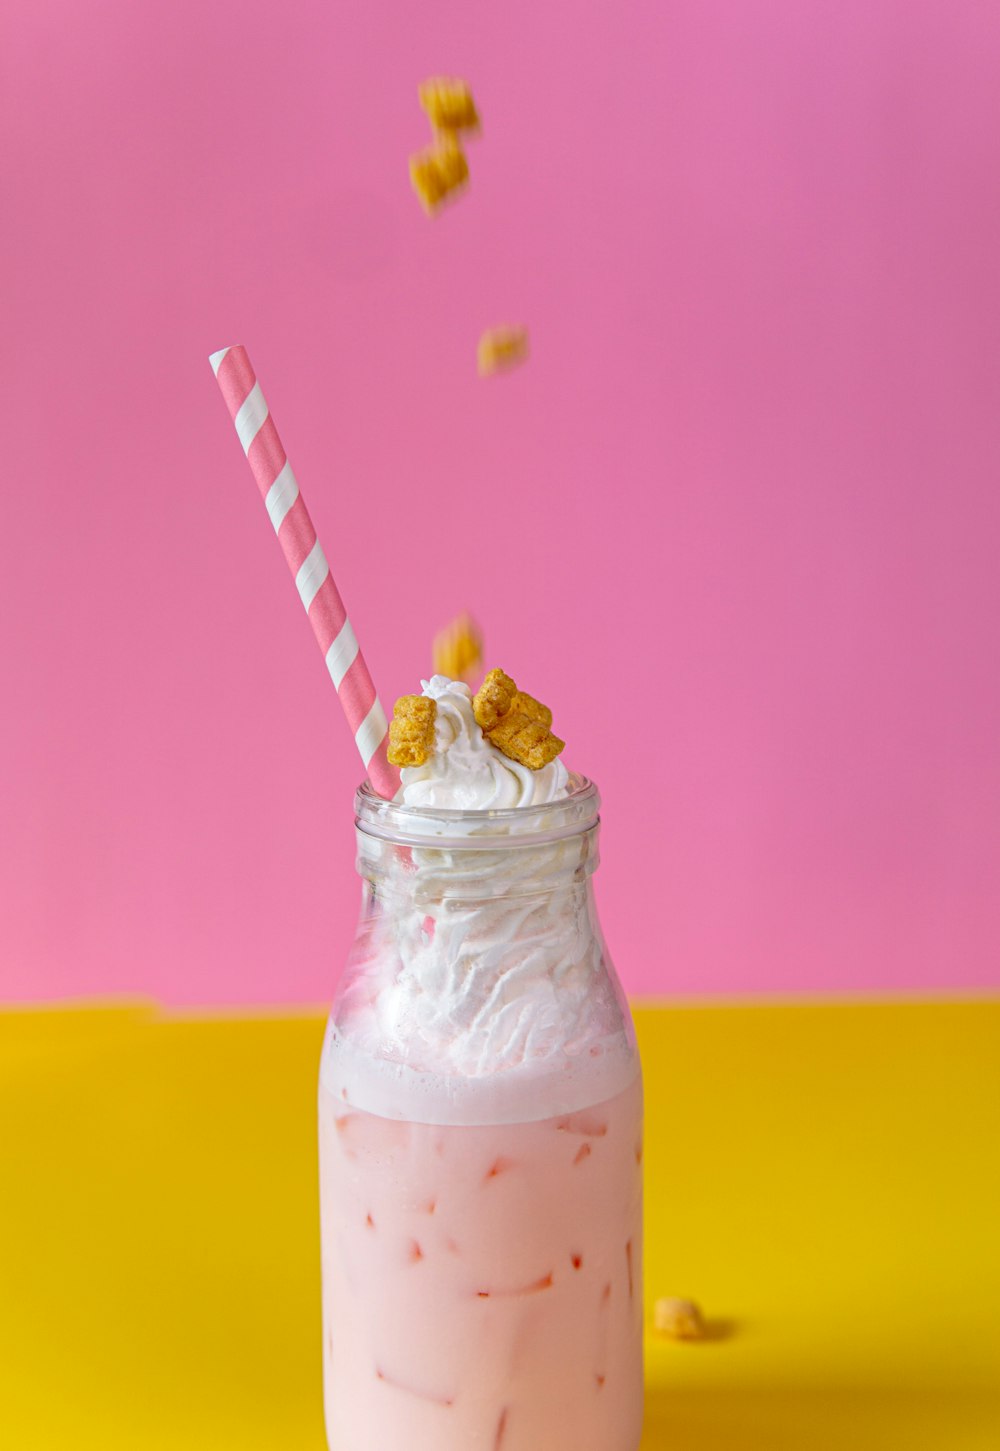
[1,999,998,1449]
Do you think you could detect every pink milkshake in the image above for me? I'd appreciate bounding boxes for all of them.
[319,675,643,1451]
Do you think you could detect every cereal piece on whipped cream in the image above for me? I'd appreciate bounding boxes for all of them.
[387,695,438,767]
[433,613,483,682]
[419,77,481,135]
[653,1297,706,1341]
[473,668,518,731]
[511,690,552,729]
[488,707,565,770]
[474,668,564,770]
[409,135,469,214]
[477,326,529,377]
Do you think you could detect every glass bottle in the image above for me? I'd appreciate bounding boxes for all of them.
[318,776,643,1451]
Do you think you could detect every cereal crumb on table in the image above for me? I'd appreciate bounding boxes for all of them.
[653,1297,706,1341]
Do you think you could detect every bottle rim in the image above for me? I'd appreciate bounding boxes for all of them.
[355,773,601,850]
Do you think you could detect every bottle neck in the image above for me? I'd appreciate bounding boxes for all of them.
[355,824,600,903]
[353,773,603,901]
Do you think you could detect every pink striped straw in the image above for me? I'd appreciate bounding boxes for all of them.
[209,344,399,800]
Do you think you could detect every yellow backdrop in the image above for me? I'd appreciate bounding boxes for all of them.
[1,1000,997,1448]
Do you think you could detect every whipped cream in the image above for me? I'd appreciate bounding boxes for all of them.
[395,676,569,811]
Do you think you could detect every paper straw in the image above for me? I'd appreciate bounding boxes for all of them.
[209,345,399,800]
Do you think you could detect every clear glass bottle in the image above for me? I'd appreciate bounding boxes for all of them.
[318,776,643,1451]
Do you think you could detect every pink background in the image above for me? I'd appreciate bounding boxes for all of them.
[3,0,999,1004]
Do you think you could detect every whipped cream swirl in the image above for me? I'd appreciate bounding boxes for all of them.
[395,676,569,810]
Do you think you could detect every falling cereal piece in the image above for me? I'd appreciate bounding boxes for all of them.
[433,612,483,681]
[387,695,438,767]
[653,1296,706,1341]
[419,77,481,135]
[410,135,470,214]
[478,326,530,377]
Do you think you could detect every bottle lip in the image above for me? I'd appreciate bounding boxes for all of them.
[355,773,601,849]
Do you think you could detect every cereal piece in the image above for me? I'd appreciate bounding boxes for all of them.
[478,326,529,377]
[488,708,565,770]
[510,690,552,730]
[419,77,481,135]
[473,668,564,769]
[433,613,483,681]
[409,135,469,215]
[473,668,518,731]
[387,695,438,768]
[653,1297,706,1341]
